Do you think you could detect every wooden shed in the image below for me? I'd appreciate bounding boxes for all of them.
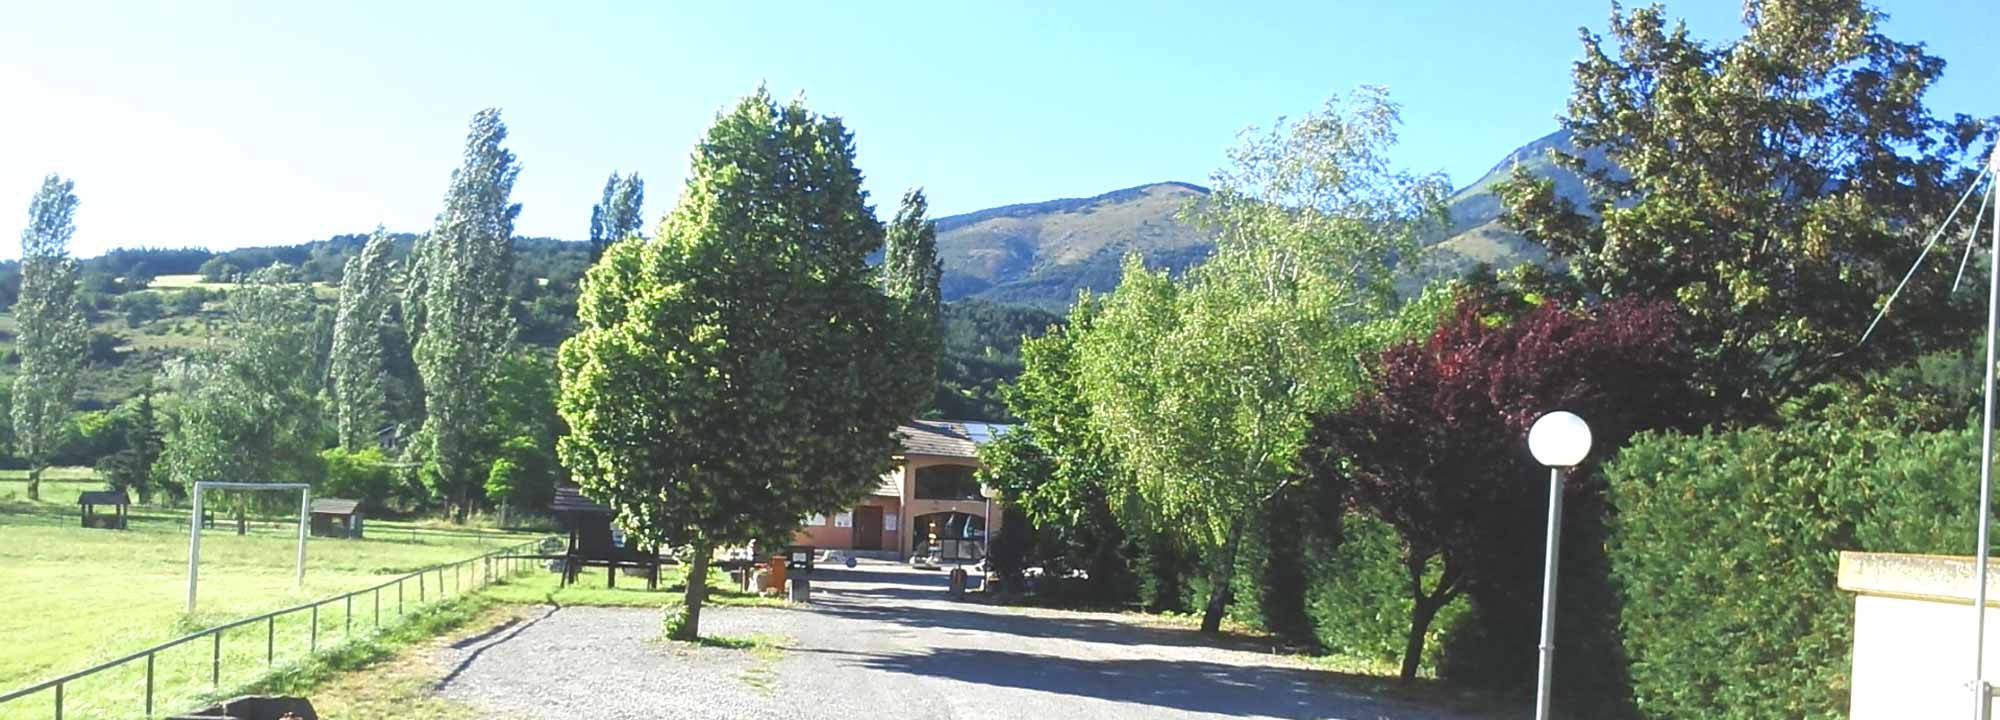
[309,498,364,539]
[552,484,659,589]
[78,489,130,530]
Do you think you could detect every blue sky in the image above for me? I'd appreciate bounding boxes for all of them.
[1,1,1993,258]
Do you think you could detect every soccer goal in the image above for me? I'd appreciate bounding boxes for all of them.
[185,481,311,613]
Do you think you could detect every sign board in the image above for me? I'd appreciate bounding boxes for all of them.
[884,512,899,531]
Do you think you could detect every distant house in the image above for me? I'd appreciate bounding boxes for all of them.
[792,420,1009,560]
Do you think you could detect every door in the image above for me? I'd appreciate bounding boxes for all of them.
[853,506,884,550]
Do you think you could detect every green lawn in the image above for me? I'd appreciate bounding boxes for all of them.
[0,472,544,720]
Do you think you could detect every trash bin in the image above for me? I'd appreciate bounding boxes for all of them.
[789,577,811,603]
[948,567,968,598]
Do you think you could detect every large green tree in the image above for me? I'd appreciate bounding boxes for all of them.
[328,227,397,450]
[978,296,1139,602]
[159,266,327,501]
[414,109,520,520]
[588,172,645,262]
[559,89,930,640]
[880,188,944,407]
[13,175,87,501]
[1499,0,1995,419]
[1077,89,1450,633]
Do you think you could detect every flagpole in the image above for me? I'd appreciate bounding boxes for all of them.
[1975,144,2000,720]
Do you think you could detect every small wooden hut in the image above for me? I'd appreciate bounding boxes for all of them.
[552,484,659,589]
[78,489,131,530]
[308,498,364,539]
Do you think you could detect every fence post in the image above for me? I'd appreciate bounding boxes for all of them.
[266,617,275,666]
[310,604,318,652]
[211,630,221,688]
[53,682,61,720]
[418,572,425,603]
[145,652,155,718]
[375,586,381,627]
[398,578,405,615]
[345,594,353,637]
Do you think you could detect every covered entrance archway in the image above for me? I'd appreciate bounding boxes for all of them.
[911,511,986,562]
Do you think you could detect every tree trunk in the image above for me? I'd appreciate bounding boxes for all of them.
[1400,595,1445,683]
[1199,520,1245,634]
[25,465,40,501]
[235,505,247,536]
[673,542,710,641]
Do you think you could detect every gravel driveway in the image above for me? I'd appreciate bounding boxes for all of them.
[432,560,1490,719]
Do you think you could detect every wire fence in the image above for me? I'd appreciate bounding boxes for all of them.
[0,539,545,720]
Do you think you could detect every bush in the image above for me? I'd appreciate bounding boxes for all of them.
[319,446,396,510]
[1606,421,1975,719]
[1307,513,1467,670]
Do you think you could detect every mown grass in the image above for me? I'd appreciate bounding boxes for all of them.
[0,473,541,720]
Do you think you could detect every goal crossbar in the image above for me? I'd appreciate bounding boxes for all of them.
[186,481,313,613]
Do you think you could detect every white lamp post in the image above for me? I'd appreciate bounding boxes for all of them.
[1528,411,1592,720]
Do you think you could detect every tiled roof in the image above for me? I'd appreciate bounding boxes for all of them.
[872,469,903,498]
[897,420,1009,459]
[77,489,129,506]
[552,484,613,515]
[310,498,361,515]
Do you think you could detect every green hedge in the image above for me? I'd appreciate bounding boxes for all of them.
[1606,421,1977,719]
[1306,513,1466,671]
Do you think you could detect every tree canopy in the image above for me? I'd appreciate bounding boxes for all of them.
[558,89,932,639]
[1499,0,1996,418]
[12,174,87,501]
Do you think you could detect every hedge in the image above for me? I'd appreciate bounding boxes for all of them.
[1606,421,1977,719]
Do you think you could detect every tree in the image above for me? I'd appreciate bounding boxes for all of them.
[1076,89,1449,633]
[588,172,644,262]
[559,89,931,640]
[1306,290,1699,684]
[1499,0,1996,419]
[97,386,164,503]
[158,266,327,509]
[978,297,1138,603]
[881,189,945,397]
[414,109,520,520]
[13,174,88,501]
[328,228,397,450]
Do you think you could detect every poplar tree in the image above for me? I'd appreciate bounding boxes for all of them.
[415,109,520,520]
[328,228,397,450]
[560,89,929,640]
[880,188,944,404]
[13,175,87,501]
[588,172,645,262]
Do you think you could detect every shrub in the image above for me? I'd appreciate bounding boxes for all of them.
[1607,421,1975,719]
[1308,513,1467,670]
[319,446,396,510]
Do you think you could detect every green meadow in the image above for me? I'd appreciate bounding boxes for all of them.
[0,470,542,719]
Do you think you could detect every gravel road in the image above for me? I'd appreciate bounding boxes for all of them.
[432,560,1492,719]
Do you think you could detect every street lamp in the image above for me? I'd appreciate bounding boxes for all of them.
[1528,411,1592,720]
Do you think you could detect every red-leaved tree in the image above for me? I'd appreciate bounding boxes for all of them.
[1307,290,1701,684]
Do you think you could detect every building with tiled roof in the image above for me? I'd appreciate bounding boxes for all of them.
[793,419,1011,559]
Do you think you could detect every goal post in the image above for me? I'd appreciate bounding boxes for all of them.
[186,481,311,614]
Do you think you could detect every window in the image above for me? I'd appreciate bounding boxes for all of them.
[914,464,984,500]
[805,513,826,526]
[834,511,853,528]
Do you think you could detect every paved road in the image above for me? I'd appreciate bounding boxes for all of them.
[432,560,1490,719]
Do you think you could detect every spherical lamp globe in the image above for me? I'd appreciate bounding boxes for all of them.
[1528,411,1592,468]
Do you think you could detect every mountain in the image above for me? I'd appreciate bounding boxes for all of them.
[1406,128,1608,288]
[934,182,1215,311]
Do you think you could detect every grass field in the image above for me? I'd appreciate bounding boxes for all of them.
[0,471,543,719]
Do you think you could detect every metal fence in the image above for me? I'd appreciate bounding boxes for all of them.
[0,539,543,719]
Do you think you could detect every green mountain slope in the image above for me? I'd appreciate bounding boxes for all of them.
[935,182,1215,311]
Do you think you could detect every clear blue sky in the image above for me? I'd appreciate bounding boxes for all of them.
[2,1,1993,259]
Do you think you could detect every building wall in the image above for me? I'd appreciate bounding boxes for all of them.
[786,452,1007,559]
[793,495,901,552]
[1839,552,2000,719]
[900,454,1004,559]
